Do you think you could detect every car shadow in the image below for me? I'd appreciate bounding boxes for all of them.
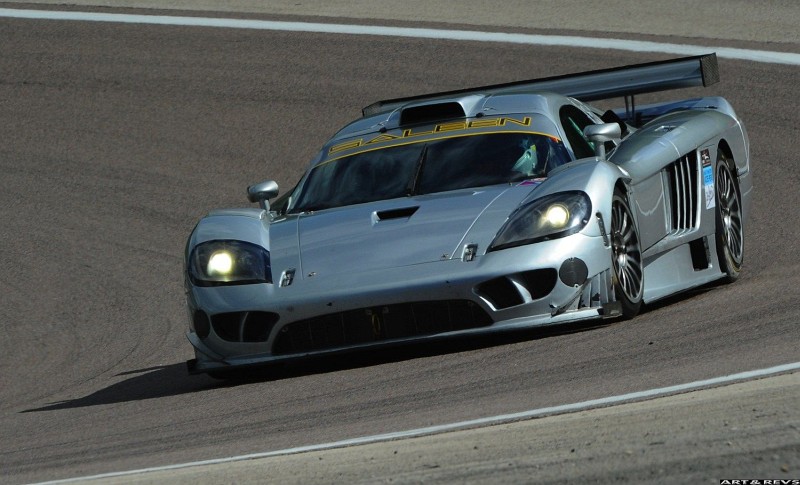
[22,281,725,413]
[21,318,613,413]
[20,363,217,413]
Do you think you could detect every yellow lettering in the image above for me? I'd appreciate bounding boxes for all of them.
[402,128,436,138]
[468,118,501,128]
[500,117,532,127]
[364,133,401,145]
[436,121,467,133]
[328,116,535,156]
[329,139,363,154]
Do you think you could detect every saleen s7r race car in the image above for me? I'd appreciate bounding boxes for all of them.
[184,54,751,376]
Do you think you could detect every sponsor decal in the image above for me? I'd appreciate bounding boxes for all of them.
[328,116,534,155]
[701,148,715,209]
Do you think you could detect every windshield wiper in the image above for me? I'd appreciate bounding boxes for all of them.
[405,144,428,196]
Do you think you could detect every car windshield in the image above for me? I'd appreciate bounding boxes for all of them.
[291,132,570,212]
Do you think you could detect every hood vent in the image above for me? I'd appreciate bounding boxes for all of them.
[400,102,465,126]
[375,206,419,221]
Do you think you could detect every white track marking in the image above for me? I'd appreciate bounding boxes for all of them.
[1,8,799,65]
[34,362,800,484]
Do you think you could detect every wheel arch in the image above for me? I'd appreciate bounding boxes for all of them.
[717,138,734,160]
[716,138,743,201]
[614,179,630,198]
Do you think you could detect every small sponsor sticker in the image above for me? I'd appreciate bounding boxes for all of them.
[701,149,715,209]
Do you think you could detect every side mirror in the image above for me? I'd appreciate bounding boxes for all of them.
[583,123,622,160]
[247,180,279,211]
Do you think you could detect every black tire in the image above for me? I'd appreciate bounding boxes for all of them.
[714,155,744,282]
[610,189,644,318]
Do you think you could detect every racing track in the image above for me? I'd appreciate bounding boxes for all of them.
[1,2,799,483]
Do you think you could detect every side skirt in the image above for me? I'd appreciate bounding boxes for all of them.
[642,238,724,303]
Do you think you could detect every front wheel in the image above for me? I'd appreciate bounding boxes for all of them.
[610,190,644,318]
[715,156,744,282]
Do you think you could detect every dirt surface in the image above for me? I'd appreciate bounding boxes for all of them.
[0,2,798,484]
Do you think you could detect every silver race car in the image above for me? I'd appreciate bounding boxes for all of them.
[184,54,751,376]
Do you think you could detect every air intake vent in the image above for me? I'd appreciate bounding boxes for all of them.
[272,300,491,355]
[400,102,466,126]
[211,311,279,342]
[375,206,419,221]
[476,269,557,310]
[666,153,699,234]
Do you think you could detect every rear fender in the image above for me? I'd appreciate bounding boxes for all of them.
[611,108,740,181]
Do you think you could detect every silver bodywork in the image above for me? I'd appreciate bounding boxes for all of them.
[184,54,751,374]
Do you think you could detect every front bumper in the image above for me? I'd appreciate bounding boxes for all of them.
[186,233,616,374]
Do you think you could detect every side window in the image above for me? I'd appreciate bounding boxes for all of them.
[559,105,596,160]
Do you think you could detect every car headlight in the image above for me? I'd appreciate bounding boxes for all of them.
[489,191,592,251]
[189,240,272,286]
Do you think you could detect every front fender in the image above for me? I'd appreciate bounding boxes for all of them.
[186,208,271,257]
[525,159,632,239]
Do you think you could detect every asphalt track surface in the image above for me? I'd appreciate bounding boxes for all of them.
[1,2,799,483]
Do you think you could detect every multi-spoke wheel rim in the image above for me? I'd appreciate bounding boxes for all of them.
[611,197,644,303]
[717,164,744,267]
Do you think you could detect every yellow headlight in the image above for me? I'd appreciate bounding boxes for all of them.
[207,250,234,276]
[544,204,570,228]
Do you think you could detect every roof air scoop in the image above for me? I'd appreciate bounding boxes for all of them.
[400,102,466,126]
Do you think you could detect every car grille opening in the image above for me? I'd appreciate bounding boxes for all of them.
[192,310,211,339]
[211,311,279,342]
[475,277,523,309]
[272,300,492,355]
[476,269,557,310]
[689,236,711,270]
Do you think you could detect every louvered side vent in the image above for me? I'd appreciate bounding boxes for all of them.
[667,153,699,234]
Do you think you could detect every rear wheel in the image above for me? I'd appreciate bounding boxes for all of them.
[610,189,644,318]
[715,155,744,282]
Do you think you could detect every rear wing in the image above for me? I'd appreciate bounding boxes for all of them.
[362,53,719,118]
